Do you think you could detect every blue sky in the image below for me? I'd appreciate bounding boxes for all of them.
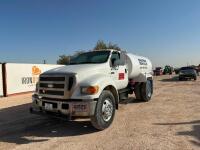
[0,0,200,67]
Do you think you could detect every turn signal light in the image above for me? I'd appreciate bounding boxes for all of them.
[81,86,99,94]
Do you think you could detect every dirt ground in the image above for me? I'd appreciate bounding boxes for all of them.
[0,75,200,150]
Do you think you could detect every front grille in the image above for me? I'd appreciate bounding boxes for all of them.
[40,76,65,81]
[40,83,65,89]
[38,74,75,99]
[39,90,64,96]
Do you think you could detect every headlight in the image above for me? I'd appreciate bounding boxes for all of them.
[179,72,183,75]
[81,86,99,94]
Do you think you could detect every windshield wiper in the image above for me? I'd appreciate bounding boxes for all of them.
[69,62,78,65]
[69,61,103,65]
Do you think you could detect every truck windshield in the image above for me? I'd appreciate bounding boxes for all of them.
[70,51,110,65]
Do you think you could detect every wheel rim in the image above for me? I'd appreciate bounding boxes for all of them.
[146,81,152,98]
[102,99,113,122]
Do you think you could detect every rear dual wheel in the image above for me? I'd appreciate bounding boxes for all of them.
[134,80,153,102]
[141,80,153,101]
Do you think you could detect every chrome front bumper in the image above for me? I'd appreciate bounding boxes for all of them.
[31,94,97,117]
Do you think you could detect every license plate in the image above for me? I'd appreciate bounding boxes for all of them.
[73,104,87,112]
[44,103,53,110]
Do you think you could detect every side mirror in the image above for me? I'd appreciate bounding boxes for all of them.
[111,58,116,66]
[111,58,120,67]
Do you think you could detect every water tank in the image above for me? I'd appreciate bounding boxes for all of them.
[126,53,153,79]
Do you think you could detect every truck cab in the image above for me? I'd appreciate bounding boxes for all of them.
[30,49,153,130]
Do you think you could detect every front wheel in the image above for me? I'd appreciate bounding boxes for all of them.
[91,90,115,130]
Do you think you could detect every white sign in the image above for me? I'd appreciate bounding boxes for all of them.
[6,63,63,95]
[0,64,3,96]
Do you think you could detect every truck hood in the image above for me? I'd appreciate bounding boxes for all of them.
[43,64,108,75]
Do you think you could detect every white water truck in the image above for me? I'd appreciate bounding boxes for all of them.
[30,49,153,130]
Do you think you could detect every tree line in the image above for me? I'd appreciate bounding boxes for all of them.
[57,40,121,65]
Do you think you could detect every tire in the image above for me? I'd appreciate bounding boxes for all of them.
[194,76,197,81]
[134,83,142,100]
[179,77,182,81]
[141,80,153,102]
[91,90,116,130]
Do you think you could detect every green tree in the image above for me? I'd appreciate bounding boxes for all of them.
[93,40,107,50]
[57,55,70,65]
[107,42,121,51]
[93,40,121,51]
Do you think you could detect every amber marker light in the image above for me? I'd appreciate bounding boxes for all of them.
[81,86,99,94]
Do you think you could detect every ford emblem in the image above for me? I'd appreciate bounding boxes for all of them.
[48,84,54,88]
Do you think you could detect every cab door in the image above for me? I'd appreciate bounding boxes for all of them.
[110,51,128,89]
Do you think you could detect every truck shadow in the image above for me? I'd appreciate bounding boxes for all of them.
[159,76,179,82]
[119,96,143,104]
[154,120,200,147]
[160,76,197,82]
[0,103,98,145]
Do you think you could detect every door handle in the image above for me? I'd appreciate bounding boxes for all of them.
[125,69,127,73]
[111,72,115,74]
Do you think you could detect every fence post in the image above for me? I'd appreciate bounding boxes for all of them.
[2,63,7,97]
